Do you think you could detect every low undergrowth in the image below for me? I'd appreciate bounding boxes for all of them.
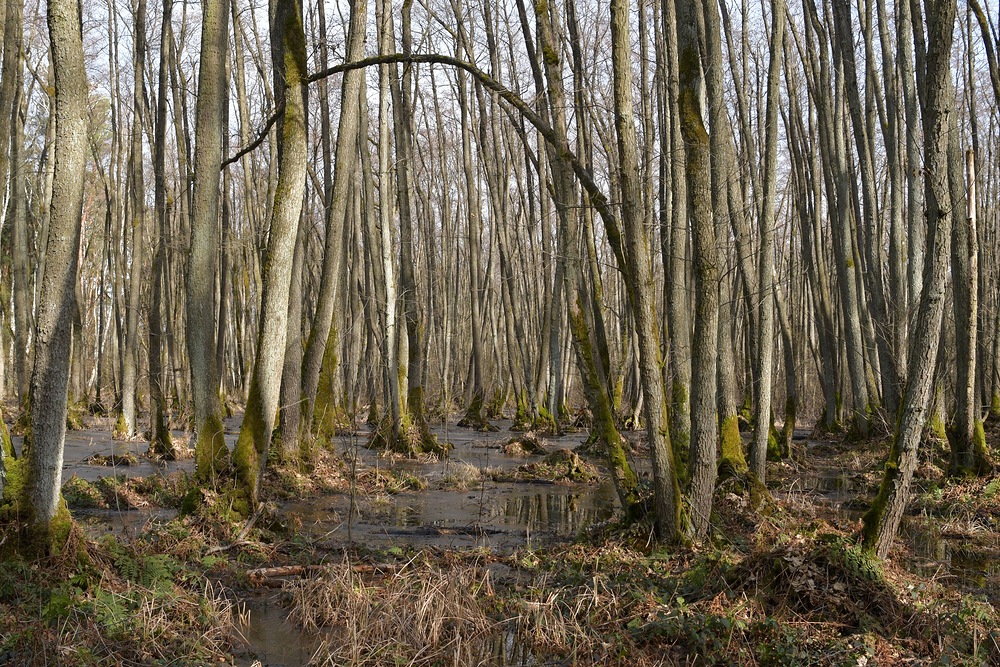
[278,525,999,667]
[0,527,240,666]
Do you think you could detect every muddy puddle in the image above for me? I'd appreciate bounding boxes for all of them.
[284,420,619,553]
[899,519,1000,603]
[235,593,322,667]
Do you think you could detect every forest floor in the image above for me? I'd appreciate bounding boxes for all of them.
[1,412,999,666]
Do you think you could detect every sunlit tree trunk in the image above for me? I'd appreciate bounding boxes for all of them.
[187,0,230,481]
[148,0,176,459]
[116,0,148,440]
[612,0,681,540]
[233,0,309,506]
[24,0,89,552]
[863,0,957,557]
[676,0,718,537]
[299,0,367,440]
[749,0,784,481]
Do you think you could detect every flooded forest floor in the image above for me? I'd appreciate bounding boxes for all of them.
[2,412,999,666]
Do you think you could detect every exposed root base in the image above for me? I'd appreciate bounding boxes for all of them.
[457,413,498,432]
[369,418,453,458]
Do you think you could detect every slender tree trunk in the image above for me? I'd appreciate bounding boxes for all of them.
[148,0,175,458]
[612,0,681,540]
[677,0,719,538]
[862,0,957,557]
[117,0,148,440]
[298,0,367,438]
[24,0,89,551]
[187,0,230,481]
[948,148,991,474]
[749,0,784,481]
[233,0,309,506]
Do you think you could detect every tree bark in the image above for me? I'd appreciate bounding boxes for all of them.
[862,0,958,557]
[233,0,309,506]
[187,0,230,481]
[24,0,89,551]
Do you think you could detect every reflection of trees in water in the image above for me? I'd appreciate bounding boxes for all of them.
[499,488,616,534]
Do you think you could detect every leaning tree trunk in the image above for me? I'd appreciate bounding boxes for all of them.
[187,0,230,481]
[298,0,367,441]
[233,0,308,507]
[862,0,957,557]
[23,0,89,553]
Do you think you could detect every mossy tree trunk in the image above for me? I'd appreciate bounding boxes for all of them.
[297,0,367,442]
[187,0,230,481]
[862,0,957,557]
[703,0,749,479]
[23,0,88,553]
[611,0,682,541]
[776,285,798,459]
[659,0,692,481]
[529,0,639,511]
[676,0,718,538]
[389,0,446,456]
[233,0,309,507]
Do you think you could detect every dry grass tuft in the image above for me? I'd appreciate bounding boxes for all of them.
[289,559,494,666]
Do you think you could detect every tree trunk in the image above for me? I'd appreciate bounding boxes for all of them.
[298,0,367,439]
[117,0,148,440]
[675,0,718,538]
[233,0,309,507]
[148,0,176,459]
[862,0,957,557]
[24,0,89,552]
[187,0,230,481]
[612,0,681,541]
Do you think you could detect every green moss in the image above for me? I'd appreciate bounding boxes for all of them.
[972,419,993,473]
[951,419,994,477]
[66,402,86,431]
[112,413,129,439]
[861,434,902,553]
[485,388,507,419]
[179,487,202,516]
[232,405,266,509]
[990,394,1000,420]
[459,392,496,431]
[1,455,27,513]
[537,406,557,434]
[612,376,624,413]
[49,500,74,553]
[767,424,782,462]
[194,413,229,483]
[0,418,14,460]
[718,414,748,477]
